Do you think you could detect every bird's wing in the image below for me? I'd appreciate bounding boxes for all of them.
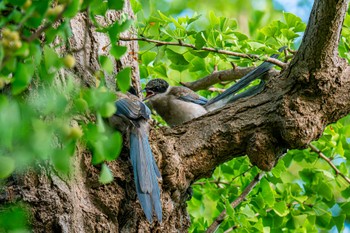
[170,86,208,105]
[115,97,150,120]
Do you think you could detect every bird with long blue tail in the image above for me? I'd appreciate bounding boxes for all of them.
[109,91,162,223]
[144,47,285,126]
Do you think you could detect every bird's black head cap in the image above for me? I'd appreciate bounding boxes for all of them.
[145,79,169,98]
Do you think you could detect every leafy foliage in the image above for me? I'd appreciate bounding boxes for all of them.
[0,0,130,230]
[0,0,349,232]
[187,118,350,232]
[131,1,350,232]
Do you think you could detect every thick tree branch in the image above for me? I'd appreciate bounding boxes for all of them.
[119,36,287,68]
[289,0,348,71]
[149,0,350,195]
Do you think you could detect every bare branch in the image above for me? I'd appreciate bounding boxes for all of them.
[180,67,279,91]
[207,87,226,93]
[205,172,265,233]
[309,144,350,185]
[119,37,287,68]
[193,179,231,187]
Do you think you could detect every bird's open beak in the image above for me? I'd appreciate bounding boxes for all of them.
[143,89,155,101]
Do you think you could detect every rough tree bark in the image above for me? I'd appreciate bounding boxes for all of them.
[2,0,350,232]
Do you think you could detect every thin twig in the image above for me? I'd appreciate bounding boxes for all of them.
[207,87,226,93]
[223,225,239,233]
[193,177,231,187]
[309,144,350,185]
[206,172,265,233]
[119,37,287,68]
[23,5,68,43]
[180,67,257,91]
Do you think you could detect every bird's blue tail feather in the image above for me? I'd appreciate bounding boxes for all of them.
[206,54,278,106]
[130,127,162,222]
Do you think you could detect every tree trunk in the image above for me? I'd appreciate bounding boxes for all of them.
[2,0,350,232]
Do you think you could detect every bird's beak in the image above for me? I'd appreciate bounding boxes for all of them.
[143,89,155,101]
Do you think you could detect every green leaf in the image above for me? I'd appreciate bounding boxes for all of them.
[64,0,81,18]
[0,156,15,179]
[166,49,189,65]
[271,160,286,178]
[10,0,26,6]
[317,182,333,201]
[5,57,17,72]
[209,11,220,25]
[12,62,34,95]
[292,214,307,228]
[341,186,350,198]
[189,57,206,72]
[188,14,201,24]
[157,10,171,22]
[195,32,206,49]
[233,31,248,40]
[52,148,72,174]
[142,51,157,66]
[116,67,131,92]
[99,55,114,74]
[190,50,209,58]
[29,42,42,66]
[333,215,345,232]
[111,45,127,60]
[44,45,61,72]
[99,102,116,118]
[91,141,106,164]
[153,64,168,78]
[119,19,133,33]
[104,132,123,161]
[260,25,278,37]
[99,163,114,184]
[90,0,108,16]
[0,205,28,231]
[251,193,265,210]
[260,178,275,207]
[241,205,257,221]
[284,12,302,28]
[281,29,300,40]
[273,201,289,217]
[14,42,30,57]
[224,198,234,217]
[335,141,344,156]
[108,0,124,10]
[313,202,330,216]
[26,0,50,27]
[130,0,142,13]
[316,213,332,228]
[248,42,266,51]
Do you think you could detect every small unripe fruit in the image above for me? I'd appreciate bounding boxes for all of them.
[68,126,83,139]
[13,40,22,49]
[47,5,64,17]
[9,31,20,41]
[1,39,10,48]
[63,54,76,68]
[23,0,32,9]
[2,28,11,37]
